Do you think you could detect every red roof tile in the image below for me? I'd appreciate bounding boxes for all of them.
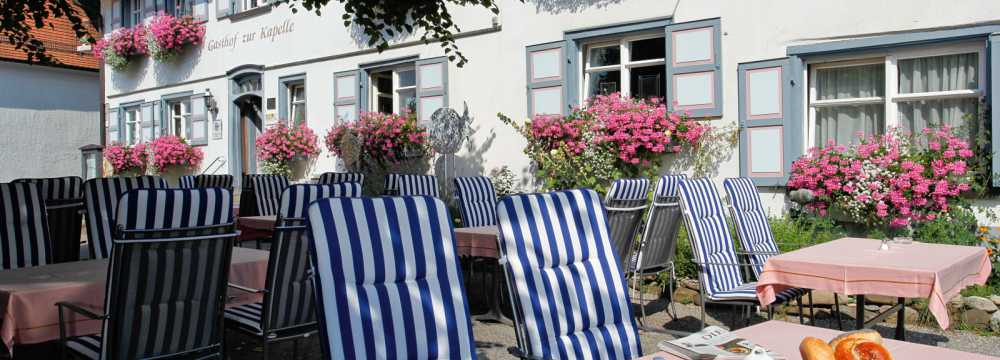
[0,1,99,70]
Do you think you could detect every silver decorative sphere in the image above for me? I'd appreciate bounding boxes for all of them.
[428,105,471,154]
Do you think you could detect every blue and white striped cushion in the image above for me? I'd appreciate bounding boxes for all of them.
[306,196,476,359]
[383,174,401,195]
[82,176,167,259]
[278,183,361,221]
[195,175,234,190]
[12,176,83,201]
[709,283,807,302]
[453,176,497,227]
[654,175,686,198]
[115,188,234,231]
[317,172,365,186]
[605,178,649,203]
[723,177,780,278]
[397,175,440,197]
[0,182,52,270]
[250,175,289,216]
[496,189,641,359]
[179,175,196,189]
[677,178,747,300]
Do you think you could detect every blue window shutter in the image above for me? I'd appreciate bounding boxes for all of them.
[415,57,448,125]
[152,101,162,137]
[189,94,208,145]
[665,18,722,118]
[334,69,366,123]
[526,41,567,117]
[108,107,120,144]
[990,33,1000,186]
[111,0,122,30]
[216,0,231,18]
[141,102,156,141]
[738,57,799,186]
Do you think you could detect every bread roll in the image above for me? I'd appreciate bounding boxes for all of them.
[828,329,882,349]
[799,337,835,360]
[833,338,893,360]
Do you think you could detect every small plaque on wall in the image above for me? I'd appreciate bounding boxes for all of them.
[212,120,223,140]
[266,98,277,110]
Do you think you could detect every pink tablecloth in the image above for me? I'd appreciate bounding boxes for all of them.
[756,237,992,330]
[639,320,999,359]
[0,247,269,350]
[238,215,277,231]
[454,226,499,259]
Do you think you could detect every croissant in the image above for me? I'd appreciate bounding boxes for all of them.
[799,330,892,360]
[833,339,893,360]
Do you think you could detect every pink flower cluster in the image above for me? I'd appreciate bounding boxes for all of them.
[588,93,708,164]
[528,114,591,155]
[148,135,204,172]
[788,127,975,228]
[92,26,148,60]
[104,142,149,174]
[146,14,205,57]
[325,112,430,164]
[256,123,320,163]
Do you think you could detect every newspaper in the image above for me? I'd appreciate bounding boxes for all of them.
[657,326,784,360]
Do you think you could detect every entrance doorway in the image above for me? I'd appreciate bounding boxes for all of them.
[235,96,262,176]
[227,65,264,186]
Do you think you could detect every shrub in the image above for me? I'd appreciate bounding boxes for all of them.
[488,166,520,197]
[148,135,203,173]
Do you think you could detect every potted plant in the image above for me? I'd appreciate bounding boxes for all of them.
[256,123,320,180]
[146,13,206,62]
[149,135,204,186]
[93,26,148,71]
[104,142,149,177]
[326,111,432,194]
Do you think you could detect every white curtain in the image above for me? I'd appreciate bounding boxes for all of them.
[898,53,979,141]
[814,64,885,145]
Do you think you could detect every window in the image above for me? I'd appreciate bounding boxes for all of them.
[370,65,417,115]
[242,0,265,11]
[165,0,191,17]
[808,43,984,146]
[583,35,666,100]
[287,83,306,125]
[123,0,142,27]
[123,106,142,145]
[168,99,191,139]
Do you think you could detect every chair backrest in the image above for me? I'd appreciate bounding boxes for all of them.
[0,182,52,270]
[248,174,289,216]
[82,176,167,259]
[678,178,745,298]
[12,177,84,263]
[317,172,365,186]
[605,178,650,207]
[195,174,234,191]
[723,177,779,278]
[396,174,439,197]
[605,204,648,274]
[103,188,235,360]
[634,175,686,274]
[179,175,196,188]
[453,176,498,227]
[496,189,641,359]
[383,173,401,195]
[306,196,476,359]
[277,183,362,222]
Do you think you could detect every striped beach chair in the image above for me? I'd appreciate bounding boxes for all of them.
[604,178,650,274]
[679,178,810,329]
[396,174,439,197]
[317,172,365,186]
[306,196,476,359]
[631,175,686,324]
[82,176,167,260]
[453,176,498,227]
[497,189,641,359]
[59,188,236,360]
[196,174,235,191]
[225,183,361,359]
[248,174,290,217]
[178,175,196,188]
[12,176,83,263]
[382,173,401,195]
[0,182,52,270]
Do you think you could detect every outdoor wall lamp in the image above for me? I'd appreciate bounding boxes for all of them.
[205,88,219,115]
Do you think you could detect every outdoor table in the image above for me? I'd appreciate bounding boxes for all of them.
[637,320,999,360]
[237,215,277,245]
[454,226,510,324]
[0,247,269,352]
[756,237,992,340]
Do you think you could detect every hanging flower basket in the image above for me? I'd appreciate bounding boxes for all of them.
[256,123,320,179]
[93,26,148,71]
[149,135,204,185]
[146,14,206,62]
[104,142,149,176]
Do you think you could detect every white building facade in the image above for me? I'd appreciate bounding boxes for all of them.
[99,0,1000,214]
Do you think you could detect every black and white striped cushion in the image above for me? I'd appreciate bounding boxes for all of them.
[678,178,751,300]
[317,172,364,186]
[178,175,196,188]
[195,174,234,190]
[64,334,101,360]
[248,175,289,216]
[396,174,439,197]
[224,302,264,335]
[12,176,82,202]
[606,178,650,203]
[453,176,497,227]
[0,182,52,270]
[383,173,401,195]
[82,176,167,259]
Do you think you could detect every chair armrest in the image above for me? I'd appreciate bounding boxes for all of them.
[56,302,107,320]
[735,250,781,257]
[228,283,267,294]
[689,260,756,269]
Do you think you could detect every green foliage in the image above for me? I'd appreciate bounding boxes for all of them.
[488,166,521,197]
[960,284,998,297]
[910,206,980,246]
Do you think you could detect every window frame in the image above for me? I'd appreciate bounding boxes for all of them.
[168,98,191,139]
[581,32,666,102]
[287,82,307,126]
[368,63,417,115]
[123,106,142,145]
[805,41,986,147]
[122,0,142,27]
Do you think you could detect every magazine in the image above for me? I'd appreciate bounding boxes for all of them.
[657,326,784,360]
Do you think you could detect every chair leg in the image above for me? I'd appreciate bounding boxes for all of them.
[808,290,815,325]
[797,296,804,324]
[634,273,647,327]
[767,305,774,320]
[834,294,844,330]
[668,267,677,321]
[262,341,269,360]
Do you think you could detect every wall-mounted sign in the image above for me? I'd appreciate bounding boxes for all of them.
[212,120,223,140]
[207,20,296,52]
